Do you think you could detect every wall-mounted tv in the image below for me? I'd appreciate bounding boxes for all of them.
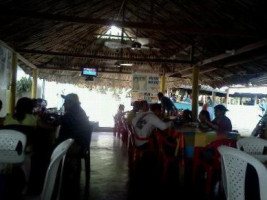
[81,67,98,77]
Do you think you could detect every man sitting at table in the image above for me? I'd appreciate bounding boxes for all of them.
[58,93,92,198]
[132,103,172,148]
[204,104,232,133]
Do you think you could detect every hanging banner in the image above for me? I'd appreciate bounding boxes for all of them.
[131,73,159,103]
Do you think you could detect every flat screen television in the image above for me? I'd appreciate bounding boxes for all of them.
[81,67,98,77]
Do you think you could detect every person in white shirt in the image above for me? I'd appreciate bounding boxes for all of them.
[132,103,172,147]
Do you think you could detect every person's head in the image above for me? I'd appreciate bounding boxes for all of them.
[182,109,193,122]
[33,98,44,113]
[150,103,162,117]
[139,100,149,112]
[118,104,125,112]
[132,101,140,112]
[61,93,80,112]
[214,104,228,117]
[14,97,34,121]
[0,99,2,111]
[157,92,164,100]
[199,110,211,123]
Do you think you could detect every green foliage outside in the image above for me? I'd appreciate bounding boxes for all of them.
[16,77,32,97]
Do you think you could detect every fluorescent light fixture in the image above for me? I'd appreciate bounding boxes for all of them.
[120,63,133,66]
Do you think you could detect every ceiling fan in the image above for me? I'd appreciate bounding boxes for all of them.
[104,38,160,51]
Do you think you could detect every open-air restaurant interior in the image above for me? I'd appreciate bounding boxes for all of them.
[2,0,267,199]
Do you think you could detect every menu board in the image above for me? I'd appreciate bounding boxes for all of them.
[131,73,159,103]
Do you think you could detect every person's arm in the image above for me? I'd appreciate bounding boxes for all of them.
[149,114,172,130]
[204,119,219,131]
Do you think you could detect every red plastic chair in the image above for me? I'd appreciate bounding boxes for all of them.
[154,130,179,183]
[120,116,129,144]
[192,138,237,198]
[127,125,154,172]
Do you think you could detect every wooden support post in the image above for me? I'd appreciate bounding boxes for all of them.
[8,52,17,114]
[226,88,229,105]
[160,75,166,93]
[192,66,199,121]
[31,69,38,98]
[212,92,216,104]
[254,95,258,105]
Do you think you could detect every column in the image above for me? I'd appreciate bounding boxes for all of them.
[8,52,17,114]
[31,69,38,98]
[254,95,258,105]
[160,75,166,93]
[192,66,199,121]
[225,88,229,105]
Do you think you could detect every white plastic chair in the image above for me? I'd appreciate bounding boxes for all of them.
[0,129,27,151]
[40,138,74,200]
[218,146,267,200]
[236,137,267,154]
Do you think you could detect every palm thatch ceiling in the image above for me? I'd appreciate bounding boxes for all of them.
[1,0,267,88]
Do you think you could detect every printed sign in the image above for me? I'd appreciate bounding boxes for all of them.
[132,73,159,103]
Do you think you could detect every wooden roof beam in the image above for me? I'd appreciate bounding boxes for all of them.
[17,49,191,64]
[0,40,36,69]
[171,39,267,75]
[37,66,132,74]
[197,39,267,66]
[0,9,255,37]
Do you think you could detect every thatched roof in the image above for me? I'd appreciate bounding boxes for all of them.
[1,0,267,88]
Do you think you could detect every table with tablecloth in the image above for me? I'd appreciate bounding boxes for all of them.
[169,127,240,159]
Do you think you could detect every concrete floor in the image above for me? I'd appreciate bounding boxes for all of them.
[73,132,226,200]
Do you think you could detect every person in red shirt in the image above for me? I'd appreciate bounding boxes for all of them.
[205,104,232,133]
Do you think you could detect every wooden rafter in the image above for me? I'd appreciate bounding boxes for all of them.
[17,49,191,64]
[0,9,256,37]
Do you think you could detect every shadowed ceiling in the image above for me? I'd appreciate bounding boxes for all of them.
[1,0,267,88]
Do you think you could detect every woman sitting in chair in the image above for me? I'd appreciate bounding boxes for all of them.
[4,97,37,127]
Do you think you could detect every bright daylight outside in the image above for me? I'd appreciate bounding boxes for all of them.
[17,67,131,128]
[16,67,266,136]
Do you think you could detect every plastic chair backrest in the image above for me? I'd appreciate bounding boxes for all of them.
[41,138,74,200]
[0,129,26,151]
[130,124,154,150]
[236,137,267,154]
[218,146,267,200]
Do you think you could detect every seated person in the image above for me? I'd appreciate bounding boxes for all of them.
[132,103,172,148]
[33,98,47,115]
[181,109,193,125]
[56,93,92,199]
[57,93,91,152]
[198,110,213,132]
[126,101,140,125]
[4,97,38,127]
[114,104,126,122]
[114,104,126,136]
[138,100,150,112]
[3,97,53,194]
[205,104,232,133]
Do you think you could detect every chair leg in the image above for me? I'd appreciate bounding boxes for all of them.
[84,154,90,187]
[205,168,213,198]
[162,162,169,183]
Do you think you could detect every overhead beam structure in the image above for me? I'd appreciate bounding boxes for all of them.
[0,9,256,37]
[17,49,192,64]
